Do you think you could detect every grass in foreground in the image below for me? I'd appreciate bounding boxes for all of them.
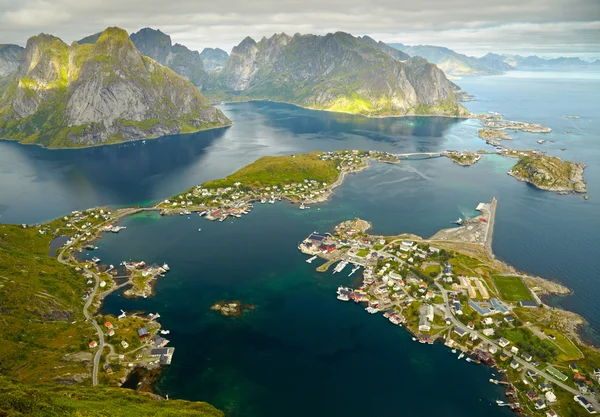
[492,275,535,302]
[0,376,223,417]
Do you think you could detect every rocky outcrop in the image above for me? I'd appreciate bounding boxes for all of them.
[212,32,467,117]
[200,48,229,71]
[478,53,514,72]
[358,36,410,61]
[0,27,230,148]
[0,44,24,78]
[508,155,587,194]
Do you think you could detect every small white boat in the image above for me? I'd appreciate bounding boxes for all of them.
[299,203,305,210]
[162,264,170,271]
[451,349,457,353]
[306,255,317,263]
[198,228,202,232]
[160,330,170,335]
[412,337,417,342]
[458,352,465,360]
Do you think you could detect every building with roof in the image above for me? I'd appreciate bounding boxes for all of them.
[138,328,149,338]
[150,347,175,365]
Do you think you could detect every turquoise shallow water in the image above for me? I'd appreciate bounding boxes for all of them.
[2,69,600,415]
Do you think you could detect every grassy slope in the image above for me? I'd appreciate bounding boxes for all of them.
[0,376,223,417]
[0,221,95,383]
[203,152,339,189]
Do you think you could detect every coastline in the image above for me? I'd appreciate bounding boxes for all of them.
[0,121,233,151]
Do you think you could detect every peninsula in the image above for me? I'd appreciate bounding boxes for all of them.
[508,155,587,194]
[298,201,600,417]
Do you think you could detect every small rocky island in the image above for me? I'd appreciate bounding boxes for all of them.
[478,129,512,141]
[508,154,586,194]
[210,301,255,317]
[443,150,482,166]
[480,119,552,133]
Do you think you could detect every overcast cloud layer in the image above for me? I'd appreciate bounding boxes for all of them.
[1,0,599,58]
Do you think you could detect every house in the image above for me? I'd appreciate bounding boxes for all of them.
[467,322,475,330]
[482,317,494,326]
[419,316,431,332]
[498,338,510,348]
[499,352,510,361]
[150,347,175,365]
[510,346,519,355]
[520,300,539,307]
[138,328,149,338]
[545,391,557,403]
[535,399,546,410]
[89,341,97,348]
[510,360,520,369]
[573,395,596,414]
[152,336,168,347]
[539,383,553,392]
[454,327,467,337]
[570,363,579,373]
[575,380,589,394]
[522,352,533,362]
[488,345,498,355]
[451,301,463,315]
[107,329,115,337]
[505,315,515,324]
[546,410,559,417]
[121,340,129,349]
[482,328,495,337]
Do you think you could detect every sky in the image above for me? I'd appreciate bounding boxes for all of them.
[1,0,599,58]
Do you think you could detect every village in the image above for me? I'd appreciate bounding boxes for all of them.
[155,150,400,221]
[298,205,599,417]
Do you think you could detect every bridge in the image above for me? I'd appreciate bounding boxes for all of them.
[394,152,442,160]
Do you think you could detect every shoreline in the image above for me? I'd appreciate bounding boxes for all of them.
[215,98,471,120]
[0,122,233,151]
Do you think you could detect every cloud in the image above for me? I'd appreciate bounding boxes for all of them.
[0,0,598,57]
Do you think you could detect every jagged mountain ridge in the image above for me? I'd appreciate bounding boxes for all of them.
[212,32,467,117]
[199,47,229,71]
[389,43,502,76]
[0,27,230,148]
[0,45,24,78]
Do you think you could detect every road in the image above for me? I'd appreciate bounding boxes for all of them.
[57,206,142,386]
[434,279,599,409]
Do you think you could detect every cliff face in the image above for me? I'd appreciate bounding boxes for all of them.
[130,28,208,88]
[0,44,24,78]
[0,27,230,148]
[214,32,467,117]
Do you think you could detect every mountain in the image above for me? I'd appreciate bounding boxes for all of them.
[0,27,230,148]
[129,28,210,88]
[358,36,410,61]
[478,53,514,72]
[200,47,229,71]
[389,43,501,76]
[0,45,24,78]
[211,32,467,117]
[505,55,594,69]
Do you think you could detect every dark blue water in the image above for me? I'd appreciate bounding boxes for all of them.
[2,69,600,415]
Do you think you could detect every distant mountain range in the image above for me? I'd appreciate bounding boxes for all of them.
[0,27,230,147]
[389,43,599,77]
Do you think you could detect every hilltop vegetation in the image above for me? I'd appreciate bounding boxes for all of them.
[509,154,586,194]
[203,152,340,189]
[0,376,223,417]
[0,27,230,148]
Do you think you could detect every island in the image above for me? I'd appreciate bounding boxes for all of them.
[443,150,483,166]
[508,154,587,194]
[479,128,513,141]
[298,200,600,416]
[210,300,255,317]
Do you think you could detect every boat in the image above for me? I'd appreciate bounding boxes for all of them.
[118,310,126,319]
[269,199,275,204]
[306,255,317,263]
[333,260,348,274]
[451,349,457,353]
[348,265,360,276]
[199,211,207,217]
[452,217,463,225]
[412,337,417,342]
[160,330,170,335]
[458,352,465,360]
[337,293,349,301]
[466,357,472,362]
[162,264,170,271]
[198,228,202,232]
[260,199,266,204]
[489,379,499,385]
[299,203,305,210]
